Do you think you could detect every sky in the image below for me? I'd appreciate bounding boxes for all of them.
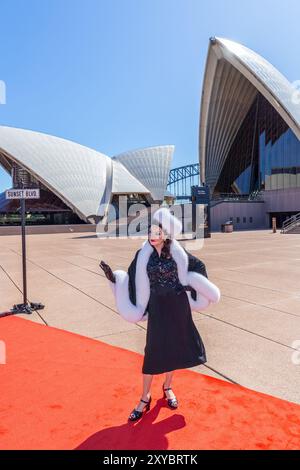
[0,0,300,192]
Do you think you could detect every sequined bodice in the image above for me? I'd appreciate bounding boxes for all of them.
[146,248,183,292]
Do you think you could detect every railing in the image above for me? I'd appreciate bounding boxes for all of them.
[281,212,300,234]
[172,189,264,205]
[248,189,264,201]
[211,190,264,203]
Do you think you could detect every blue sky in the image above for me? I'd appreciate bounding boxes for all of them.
[0,0,300,191]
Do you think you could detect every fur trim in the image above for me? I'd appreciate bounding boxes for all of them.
[187,271,221,304]
[109,238,220,322]
[108,271,148,323]
[152,208,182,238]
[170,239,220,312]
[135,240,153,315]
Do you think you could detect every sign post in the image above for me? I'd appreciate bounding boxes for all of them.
[191,184,211,238]
[21,197,27,305]
[4,188,45,315]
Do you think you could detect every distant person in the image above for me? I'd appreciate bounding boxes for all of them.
[100,208,220,422]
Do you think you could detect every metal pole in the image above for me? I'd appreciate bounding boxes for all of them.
[2,187,45,316]
[21,198,27,305]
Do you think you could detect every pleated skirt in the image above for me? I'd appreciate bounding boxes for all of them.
[142,285,207,375]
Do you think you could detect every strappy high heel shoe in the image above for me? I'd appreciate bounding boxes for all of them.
[128,396,152,422]
[162,383,178,409]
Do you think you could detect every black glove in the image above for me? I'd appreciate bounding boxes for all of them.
[175,284,194,295]
[99,260,116,283]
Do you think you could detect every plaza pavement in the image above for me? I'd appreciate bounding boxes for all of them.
[0,229,299,405]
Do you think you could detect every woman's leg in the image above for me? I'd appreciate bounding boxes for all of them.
[163,370,176,400]
[134,373,153,412]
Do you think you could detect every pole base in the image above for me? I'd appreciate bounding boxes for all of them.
[11,302,45,315]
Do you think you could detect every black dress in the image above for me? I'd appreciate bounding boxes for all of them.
[141,248,207,375]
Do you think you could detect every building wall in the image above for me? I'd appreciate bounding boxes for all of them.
[262,188,300,213]
[205,188,300,232]
[210,201,267,231]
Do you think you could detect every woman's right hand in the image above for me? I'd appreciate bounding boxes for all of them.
[99,260,116,283]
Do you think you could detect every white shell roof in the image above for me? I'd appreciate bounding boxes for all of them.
[111,159,150,194]
[0,126,112,221]
[217,37,300,131]
[113,145,174,201]
[0,126,173,221]
[199,37,300,192]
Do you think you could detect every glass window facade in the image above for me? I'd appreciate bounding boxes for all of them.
[214,93,300,194]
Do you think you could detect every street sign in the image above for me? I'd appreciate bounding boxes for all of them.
[191,185,210,205]
[1,187,44,315]
[5,188,40,200]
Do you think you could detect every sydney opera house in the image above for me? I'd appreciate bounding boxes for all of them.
[200,37,300,230]
[0,125,174,225]
[1,36,300,231]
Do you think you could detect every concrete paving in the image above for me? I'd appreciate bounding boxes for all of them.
[0,229,300,404]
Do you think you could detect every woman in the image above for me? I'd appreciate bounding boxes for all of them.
[100,208,220,422]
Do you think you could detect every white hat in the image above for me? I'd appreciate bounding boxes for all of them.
[152,207,182,238]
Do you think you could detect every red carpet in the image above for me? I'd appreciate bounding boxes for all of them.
[0,316,300,450]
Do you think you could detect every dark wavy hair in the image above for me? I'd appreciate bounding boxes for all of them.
[147,223,172,259]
